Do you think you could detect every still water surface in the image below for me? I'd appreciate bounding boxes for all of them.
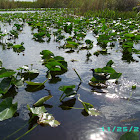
[0,11,140,140]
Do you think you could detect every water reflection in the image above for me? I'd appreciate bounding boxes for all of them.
[86,128,116,140]
[89,131,105,140]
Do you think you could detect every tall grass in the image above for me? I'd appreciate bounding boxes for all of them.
[0,0,139,10]
[0,0,139,20]
[82,9,138,19]
[78,0,139,13]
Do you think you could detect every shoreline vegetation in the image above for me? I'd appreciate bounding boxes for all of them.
[0,0,140,13]
[0,0,140,19]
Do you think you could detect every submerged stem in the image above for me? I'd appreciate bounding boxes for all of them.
[3,122,28,140]
[16,124,38,140]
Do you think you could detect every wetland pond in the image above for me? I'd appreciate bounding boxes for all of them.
[0,9,140,140]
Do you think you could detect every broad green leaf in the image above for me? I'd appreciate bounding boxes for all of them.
[78,96,100,116]
[13,44,23,49]
[102,67,116,74]
[46,61,62,71]
[0,78,11,94]
[40,50,54,60]
[0,98,17,121]
[110,72,122,79]
[25,81,44,86]
[59,85,76,101]
[46,59,67,71]
[124,33,135,39]
[34,95,53,107]
[106,60,114,67]
[94,68,103,73]
[41,50,68,72]
[27,105,46,115]
[12,45,25,53]
[67,41,79,46]
[0,68,16,78]
[135,34,140,40]
[65,43,78,48]
[59,85,75,92]
[0,97,12,111]
[38,113,60,127]
[120,131,139,140]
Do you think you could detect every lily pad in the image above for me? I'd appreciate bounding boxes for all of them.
[41,50,68,72]
[59,85,76,101]
[12,44,25,53]
[0,68,16,78]
[40,50,54,60]
[0,97,17,121]
[25,81,44,86]
[27,105,46,116]
[34,95,53,107]
[106,60,114,67]
[78,96,100,116]
[0,78,11,94]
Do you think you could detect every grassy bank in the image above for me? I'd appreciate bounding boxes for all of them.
[0,0,139,20]
[0,0,139,10]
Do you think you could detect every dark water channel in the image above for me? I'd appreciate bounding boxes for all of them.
[0,11,140,140]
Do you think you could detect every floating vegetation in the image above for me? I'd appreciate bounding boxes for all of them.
[0,97,17,121]
[0,8,139,140]
[89,60,122,88]
[40,50,68,73]
[12,43,25,53]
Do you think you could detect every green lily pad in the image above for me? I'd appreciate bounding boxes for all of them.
[0,68,16,78]
[106,60,114,67]
[65,41,79,48]
[41,50,67,72]
[12,44,25,53]
[25,81,44,86]
[59,85,76,101]
[78,96,100,116]
[0,78,11,94]
[124,33,135,39]
[27,105,46,116]
[34,95,53,107]
[0,97,17,121]
[40,50,54,60]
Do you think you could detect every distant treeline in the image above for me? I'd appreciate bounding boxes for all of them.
[0,0,139,12]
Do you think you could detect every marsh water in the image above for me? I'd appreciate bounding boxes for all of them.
[0,11,140,140]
